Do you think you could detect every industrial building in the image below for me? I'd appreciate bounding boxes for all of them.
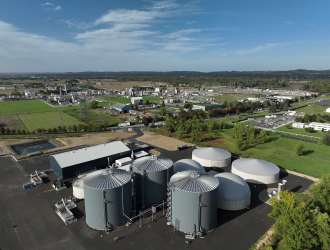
[192,103,224,111]
[131,97,143,105]
[83,168,133,230]
[192,147,231,167]
[292,122,330,131]
[232,158,280,184]
[112,103,132,113]
[132,155,173,208]
[167,171,219,235]
[173,159,205,173]
[50,141,131,179]
[214,173,251,210]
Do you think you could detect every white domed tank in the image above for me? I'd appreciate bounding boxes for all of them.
[214,172,251,210]
[132,155,173,208]
[232,158,280,184]
[167,171,219,235]
[73,177,84,199]
[192,147,231,167]
[173,159,205,174]
[84,168,133,230]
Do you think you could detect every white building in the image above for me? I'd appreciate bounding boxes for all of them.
[292,122,305,128]
[326,108,330,113]
[131,97,143,105]
[307,122,330,131]
[25,89,33,97]
[288,110,297,116]
[247,97,262,102]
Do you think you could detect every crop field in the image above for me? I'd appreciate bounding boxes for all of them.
[64,110,122,125]
[0,115,28,130]
[18,111,84,131]
[0,100,78,115]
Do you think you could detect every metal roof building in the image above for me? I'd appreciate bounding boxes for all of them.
[232,158,280,184]
[173,159,205,174]
[192,147,231,167]
[50,141,131,179]
[167,171,218,235]
[214,173,251,210]
[112,103,132,113]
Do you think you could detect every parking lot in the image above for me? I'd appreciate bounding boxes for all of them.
[252,115,295,130]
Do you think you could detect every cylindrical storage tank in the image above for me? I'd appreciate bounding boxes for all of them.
[73,177,84,199]
[214,173,251,210]
[132,155,173,207]
[192,147,231,167]
[83,168,132,230]
[167,171,219,235]
[173,159,205,174]
[232,158,280,184]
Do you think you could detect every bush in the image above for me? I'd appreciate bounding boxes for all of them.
[304,127,315,133]
[143,120,149,127]
[323,134,330,146]
[295,143,304,156]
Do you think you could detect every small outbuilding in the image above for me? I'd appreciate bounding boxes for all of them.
[173,159,205,173]
[192,147,231,167]
[214,173,251,210]
[231,158,280,184]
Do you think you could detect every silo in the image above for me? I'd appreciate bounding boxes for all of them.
[173,159,205,174]
[132,155,173,208]
[83,168,133,230]
[73,177,84,199]
[214,173,251,210]
[167,171,219,235]
[231,158,280,184]
[192,147,231,167]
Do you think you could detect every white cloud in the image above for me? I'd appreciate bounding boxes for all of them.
[40,2,61,11]
[284,21,293,25]
[236,43,281,55]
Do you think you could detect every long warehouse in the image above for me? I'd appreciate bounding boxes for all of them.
[50,141,131,179]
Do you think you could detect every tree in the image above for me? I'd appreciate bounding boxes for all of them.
[52,128,57,133]
[47,128,52,133]
[62,126,67,133]
[16,129,21,134]
[135,116,140,125]
[305,127,315,133]
[310,174,330,214]
[146,100,150,106]
[236,109,240,116]
[236,137,244,150]
[295,143,304,156]
[323,134,330,146]
[57,126,62,132]
[37,128,42,133]
[269,191,330,250]
[151,120,155,127]
[73,124,77,132]
[143,120,149,127]
[270,104,276,113]
[90,100,99,109]
[283,102,289,111]
[103,120,108,128]
[5,128,10,134]
[223,100,227,108]
[88,123,92,131]
[21,129,26,134]
[0,127,5,134]
[316,116,322,123]
[77,124,82,131]
[153,114,158,122]
[159,107,167,116]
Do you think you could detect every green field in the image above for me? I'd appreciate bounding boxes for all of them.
[0,115,28,131]
[277,125,326,138]
[294,105,329,114]
[64,110,123,125]
[18,111,84,131]
[0,100,78,115]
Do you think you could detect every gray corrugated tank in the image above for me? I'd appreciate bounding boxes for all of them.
[215,173,251,210]
[167,171,219,235]
[173,159,205,173]
[84,168,133,230]
[192,147,231,168]
[132,155,173,208]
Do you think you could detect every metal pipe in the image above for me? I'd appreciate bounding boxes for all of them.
[282,180,287,191]
[103,190,107,229]
[122,185,132,222]
[197,193,201,233]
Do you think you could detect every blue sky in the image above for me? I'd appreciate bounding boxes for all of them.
[0,0,329,72]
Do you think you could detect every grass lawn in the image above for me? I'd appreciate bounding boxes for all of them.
[276,125,326,138]
[156,126,330,178]
[64,109,123,125]
[294,105,329,114]
[0,100,79,115]
[0,115,28,131]
[18,111,84,131]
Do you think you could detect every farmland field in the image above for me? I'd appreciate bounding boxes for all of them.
[0,100,78,115]
[64,110,123,125]
[0,115,28,131]
[277,125,326,138]
[18,111,84,131]
[294,105,329,114]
